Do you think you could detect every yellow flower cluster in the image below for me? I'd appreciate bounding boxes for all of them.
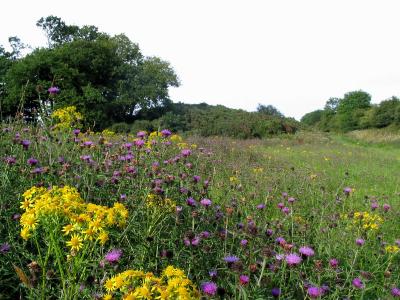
[20,186,128,252]
[342,211,383,231]
[103,265,199,300]
[101,129,116,137]
[385,245,400,254]
[146,194,176,212]
[51,106,83,130]
[253,167,264,173]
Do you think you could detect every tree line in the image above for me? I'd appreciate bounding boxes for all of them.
[301,91,400,132]
[0,16,299,138]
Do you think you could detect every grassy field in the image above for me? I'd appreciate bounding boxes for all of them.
[1,125,399,299]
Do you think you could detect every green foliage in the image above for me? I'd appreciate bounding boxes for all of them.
[2,16,178,129]
[301,90,400,132]
[256,104,283,117]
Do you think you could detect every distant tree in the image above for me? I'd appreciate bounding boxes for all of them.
[257,104,283,117]
[300,110,324,126]
[336,90,371,131]
[371,96,400,128]
[324,97,340,112]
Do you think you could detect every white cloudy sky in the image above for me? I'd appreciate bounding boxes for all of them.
[1,0,399,119]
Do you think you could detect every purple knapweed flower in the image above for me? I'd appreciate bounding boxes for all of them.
[0,243,10,253]
[282,207,290,214]
[201,282,217,296]
[371,202,378,210]
[239,275,250,285]
[48,86,60,94]
[307,286,324,298]
[27,158,38,166]
[135,139,145,147]
[256,203,265,210]
[73,129,80,136]
[224,255,239,263]
[271,287,281,297]
[352,277,364,289]
[5,156,16,165]
[288,197,296,203]
[329,258,339,268]
[343,187,352,195]
[105,249,122,263]
[21,140,31,150]
[193,175,201,183]
[299,246,315,257]
[277,202,284,209]
[200,231,210,238]
[181,149,191,157]
[209,269,217,278]
[240,239,248,246]
[186,197,197,207]
[137,131,146,138]
[266,229,274,236]
[200,198,212,207]
[383,204,391,212]
[356,238,365,246]
[285,253,302,266]
[391,287,400,297]
[282,192,288,198]
[160,129,172,137]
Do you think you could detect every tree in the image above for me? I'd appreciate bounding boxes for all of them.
[336,90,372,131]
[257,104,283,117]
[3,16,179,128]
[300,110,324,126]
[371,96,400,128]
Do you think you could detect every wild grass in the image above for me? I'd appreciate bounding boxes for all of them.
[1,124,399,299]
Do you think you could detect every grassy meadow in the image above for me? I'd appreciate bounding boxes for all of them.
[0,124,399,299]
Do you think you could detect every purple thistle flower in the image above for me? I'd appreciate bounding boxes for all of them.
[193,175,201,183]
[285,253,302,266]
[137,131,146,138]
[201,282,217,296]
[48,86,60,94]
[135,139,145,147]
[21,140,31,150]
[240,239,248,246]
[371,202,378,210]
[282,207,290,214]
[200,231,210,238]
[181,149,191,157]
[27,158,38,166]
[209,269,217,278]
[352,277,364,289]
[200,198,212,207]
[0,243,11,253]
[256,203,265,209]
[271,287,281,297]
[186,197,197,207]
[307,286,324,298]
[224,255,239,263]
[329,258,339,268]
[5,156,16,165]
[72,129,81,136]
[104,249,122,263]
[160,129,172,137]
[343,187,352,195]
[288,197,296,203]
[239,275,250,285]
[356,238,365,246]
[299,246,315,257]
[391,287,400,297]
[383,204,391,212]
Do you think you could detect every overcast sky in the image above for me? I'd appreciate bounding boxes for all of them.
[1,0,399,119]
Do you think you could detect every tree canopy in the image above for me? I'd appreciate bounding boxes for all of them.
[1,16,179,129]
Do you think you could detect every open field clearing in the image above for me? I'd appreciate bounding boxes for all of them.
[1,126,399,299]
